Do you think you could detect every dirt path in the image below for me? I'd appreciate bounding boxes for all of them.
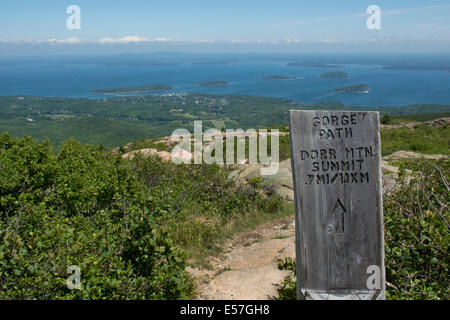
[188,216,296,300]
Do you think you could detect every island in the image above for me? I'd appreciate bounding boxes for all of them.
[91,84,173,94]
[287,62,342,68]
[320,72,349,79]
[198,81,229,87]
[262,75,297,81]
[334,84,370,94]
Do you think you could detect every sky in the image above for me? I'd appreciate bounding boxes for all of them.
[1,0,450,55]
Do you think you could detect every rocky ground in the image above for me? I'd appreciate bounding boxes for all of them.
[187,216,296,300]
[380,117,449,130]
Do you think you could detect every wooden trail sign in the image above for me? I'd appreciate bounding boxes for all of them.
[289,110,386,300]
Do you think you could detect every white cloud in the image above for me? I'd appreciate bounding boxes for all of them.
[283,38,301,43]
[98,36,150,44]
[191,39,215,43]
[154,37,170,42]
[2,37,84,45]
[50,37,83,44]
[322,38,342,44]
[229,39,293,44]
[1,35,448,47]
[96,36,212,44]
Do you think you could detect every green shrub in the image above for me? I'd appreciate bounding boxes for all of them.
[381,114,391,125]
[130,154,284,260]
[275,257,296,300]
[0,133,192,299]
[0,133,285,299]
[384,160,449,300]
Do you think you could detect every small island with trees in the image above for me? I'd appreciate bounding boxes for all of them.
[320,72,349,79]
[334,84,370,94]
[91,84,173,94]
[198,81,229,87]
[262,75,297,81]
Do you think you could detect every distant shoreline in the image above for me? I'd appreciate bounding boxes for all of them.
[262,75,297,81]
[197,81,229,87]
[91,84,173,94]
[100,90,164,95]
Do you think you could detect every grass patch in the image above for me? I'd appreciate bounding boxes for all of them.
[389,112,450,123]
[381,124,449,156]
[185,202,294,268]
[273,234,291,240]
[121,138,171,153]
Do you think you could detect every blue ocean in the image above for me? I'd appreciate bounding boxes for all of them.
[0,53,449,106]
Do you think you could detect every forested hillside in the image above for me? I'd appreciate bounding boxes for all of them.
[0,94,448,148]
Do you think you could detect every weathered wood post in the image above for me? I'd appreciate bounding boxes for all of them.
[290,110,386,300]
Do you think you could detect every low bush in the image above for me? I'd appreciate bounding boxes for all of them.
[384,160,449,299]
[0,132,285,299]
[381,124,449,156]
[0,134,193,299]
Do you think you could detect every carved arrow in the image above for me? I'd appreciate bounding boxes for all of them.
[333,198,346,233]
